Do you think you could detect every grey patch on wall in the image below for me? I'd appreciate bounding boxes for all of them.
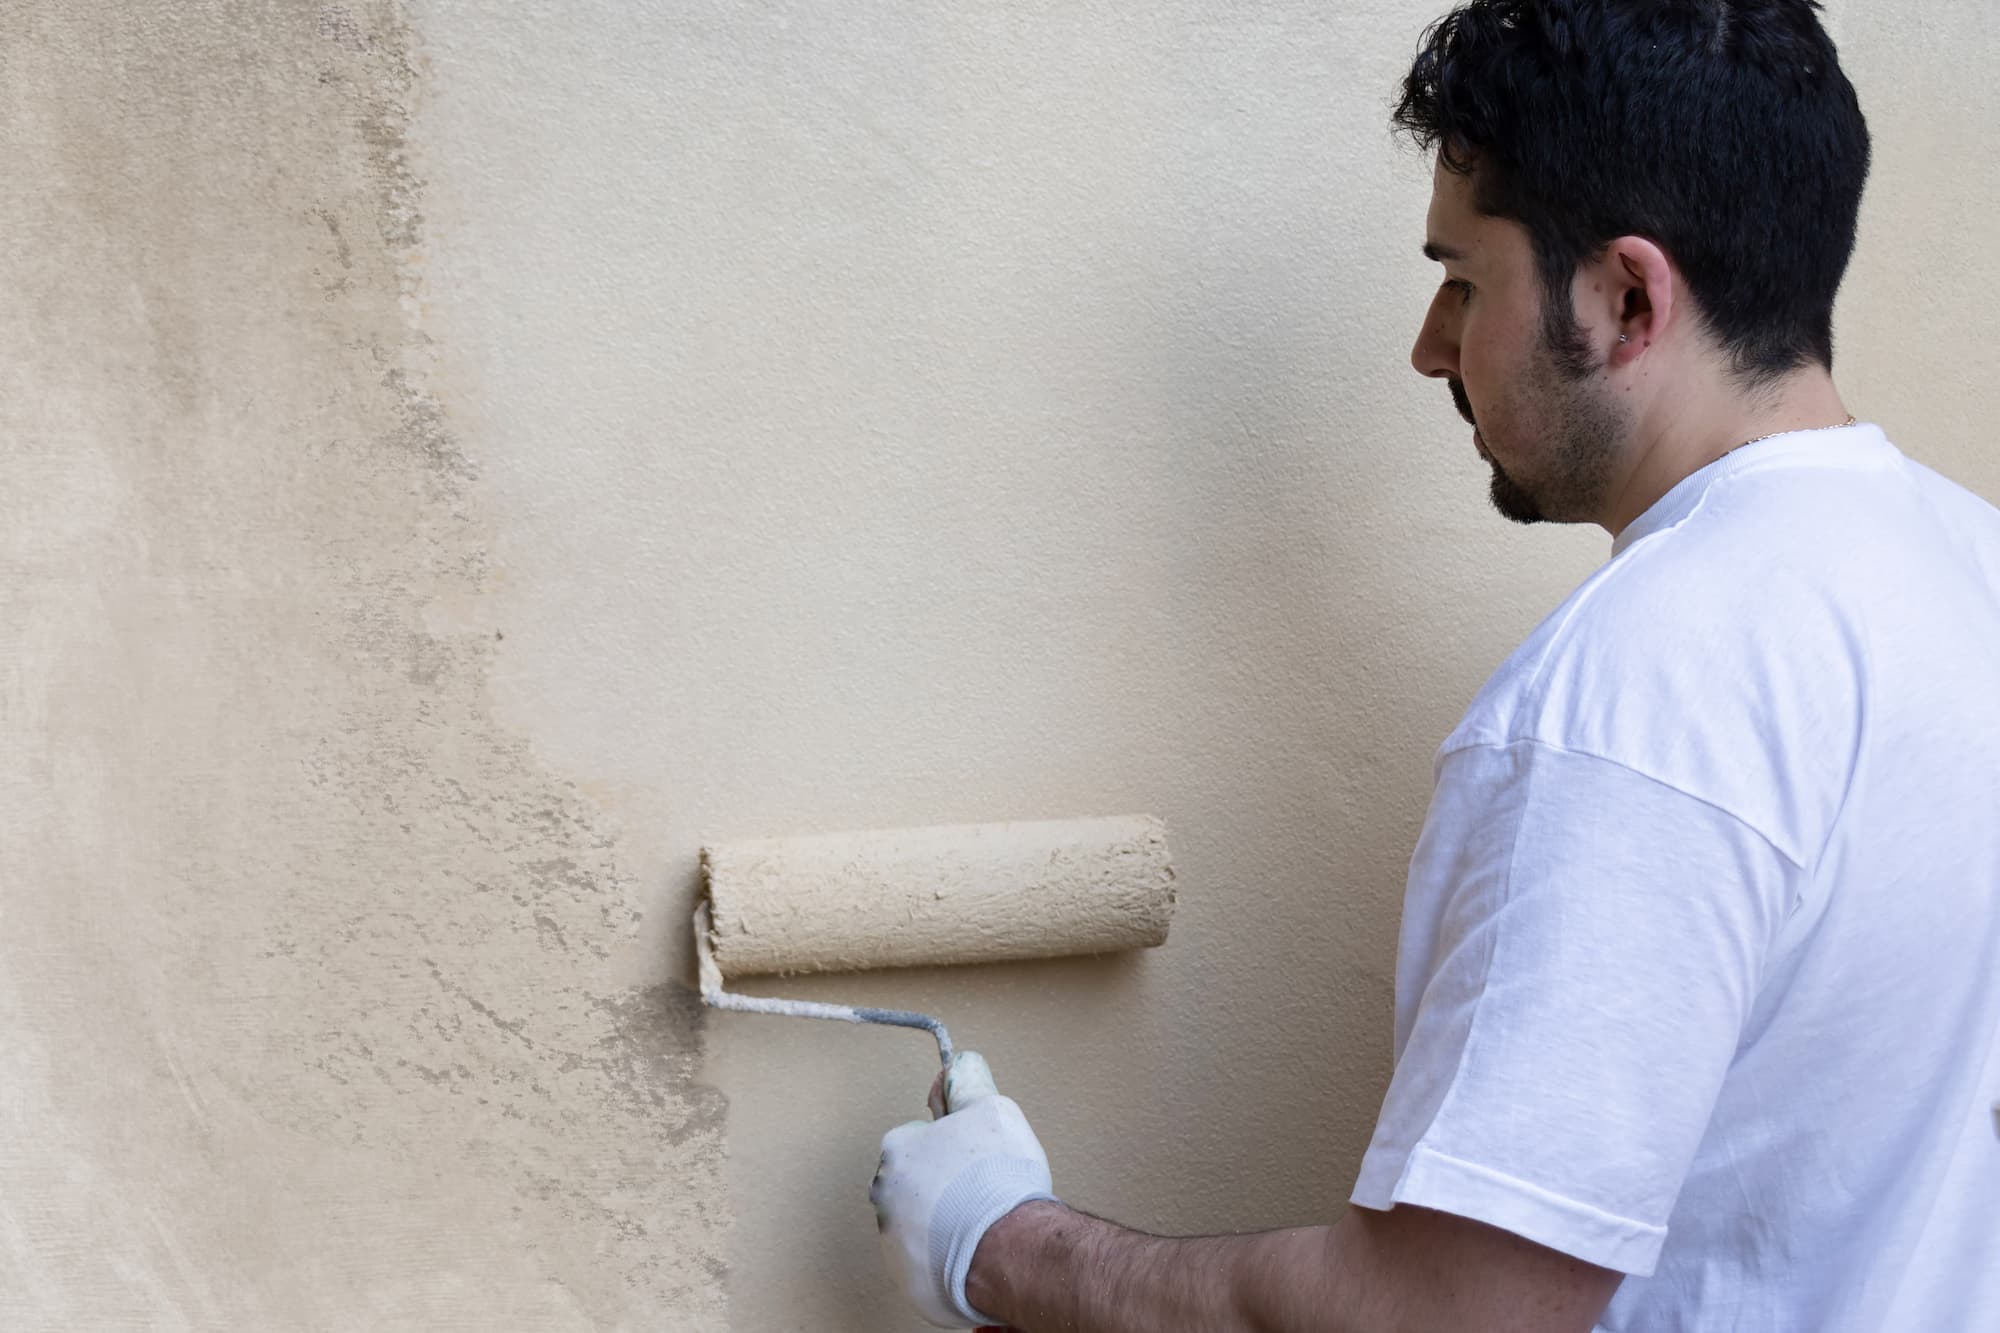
[0,1,726,1326]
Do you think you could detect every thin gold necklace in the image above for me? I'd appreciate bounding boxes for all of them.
[1725,414,1857,459]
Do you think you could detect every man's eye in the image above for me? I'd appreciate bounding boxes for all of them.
[1442,279,1474,304]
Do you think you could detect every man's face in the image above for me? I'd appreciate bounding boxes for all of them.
[1410,160,1627,525]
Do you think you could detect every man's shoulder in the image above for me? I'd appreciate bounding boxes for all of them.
[1461,434,2000,753]
[1442,520,1863,858]
[1447,527,1792,741]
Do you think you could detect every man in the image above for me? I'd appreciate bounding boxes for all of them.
[871,2,2000,1328]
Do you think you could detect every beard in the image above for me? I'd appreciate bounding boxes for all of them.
[1451,311,1626,525]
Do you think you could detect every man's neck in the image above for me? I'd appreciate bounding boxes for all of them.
[1601,366,1849,539]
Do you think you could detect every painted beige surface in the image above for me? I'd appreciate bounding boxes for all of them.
[5,1,1995,1329]
[704,816,1175,978]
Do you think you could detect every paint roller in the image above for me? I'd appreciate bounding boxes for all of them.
[694,814,1176,1065]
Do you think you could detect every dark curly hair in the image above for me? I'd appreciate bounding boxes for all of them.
[1393,0,1870,386]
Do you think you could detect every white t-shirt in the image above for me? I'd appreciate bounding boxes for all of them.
[1351,423,2000,1330]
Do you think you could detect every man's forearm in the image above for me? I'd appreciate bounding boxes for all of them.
[966,1199,1348,1333]
[965,1198,1623,1333]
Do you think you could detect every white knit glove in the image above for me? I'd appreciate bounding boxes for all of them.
[870,1051,1056,1328]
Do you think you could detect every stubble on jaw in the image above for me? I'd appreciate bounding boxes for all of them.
[1453,310,1627,526]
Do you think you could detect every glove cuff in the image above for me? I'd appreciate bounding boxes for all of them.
[927,1154,1057,1326]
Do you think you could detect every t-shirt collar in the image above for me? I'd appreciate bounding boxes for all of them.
[1610,421,1891,558]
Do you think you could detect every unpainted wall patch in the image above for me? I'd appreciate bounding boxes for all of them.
[0,0,727,1325]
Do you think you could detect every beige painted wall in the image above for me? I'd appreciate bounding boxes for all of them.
[5,2,1995,1329]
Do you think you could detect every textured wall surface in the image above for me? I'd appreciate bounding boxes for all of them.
[5,1,1996,1329]
[0,3,725,1326]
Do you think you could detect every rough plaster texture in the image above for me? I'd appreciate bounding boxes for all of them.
[703,816,1175,978]
[1,2,723,1326]
[7,1,1997,1329]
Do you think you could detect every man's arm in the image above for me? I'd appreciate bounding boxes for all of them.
[871,1053,1624,1330]
[967,1198,1622,1333]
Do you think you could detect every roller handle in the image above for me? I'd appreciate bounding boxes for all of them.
[695,903,956,1064]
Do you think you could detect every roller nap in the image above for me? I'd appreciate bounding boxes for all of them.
[700,814,1176,979]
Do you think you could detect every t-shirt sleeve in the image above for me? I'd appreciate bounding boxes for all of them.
[1349,739,1799,1275]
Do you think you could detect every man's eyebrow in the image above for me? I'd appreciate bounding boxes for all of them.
[1423,241,1465,263]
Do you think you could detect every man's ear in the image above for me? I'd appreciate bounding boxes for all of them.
[1577,236,1676,366]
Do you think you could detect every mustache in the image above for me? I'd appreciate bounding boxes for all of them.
[1448,378,1476,427]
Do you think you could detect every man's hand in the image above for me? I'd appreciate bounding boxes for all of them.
[870,1052,1057,1328]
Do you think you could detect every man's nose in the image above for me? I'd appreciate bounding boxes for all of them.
[1410,291,1459,380]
